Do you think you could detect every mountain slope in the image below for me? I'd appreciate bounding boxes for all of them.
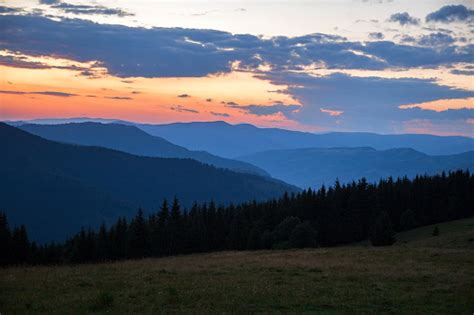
[0,123,297,241]
[239,147,474,188]
[138,121,474,157]
[19,123,268,176]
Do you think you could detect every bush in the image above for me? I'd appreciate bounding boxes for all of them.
[272,217,301,244]
[289,221,318,248]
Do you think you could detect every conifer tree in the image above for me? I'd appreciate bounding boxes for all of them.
[370,211,396,246]
[0,212,12,265]
[129,209,149,258]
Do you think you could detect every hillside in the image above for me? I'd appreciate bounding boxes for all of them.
[19,123,268,176]
[0,123,297,241]
[239,147,474,188]
[1,219,473,313]
[137,120,474,157]
[395,217,474,249]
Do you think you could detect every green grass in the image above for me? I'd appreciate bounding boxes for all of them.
[1,218,473,314]
[395,217,474,248]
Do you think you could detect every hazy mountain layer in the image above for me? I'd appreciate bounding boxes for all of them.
[239,147,474,188]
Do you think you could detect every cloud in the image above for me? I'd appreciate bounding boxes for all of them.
[0,6,23,13]
[170,105,199,113]
[191,10,218,17]
[39,0,60,4]
[320,108,344,116]
[210,111,230,117]
[177,94,190,98]
[1,15,472,79]
[206,98,213,102]
[260,72,474,132]
[0,90,77,97]
[368,32,384,40]
[104,96,133,100]
[417,32,455,46]
[426,5,474,23]
[49,2,133,17]
[388,12,420,26]
[450,69,474,75]
[227,103,301,118]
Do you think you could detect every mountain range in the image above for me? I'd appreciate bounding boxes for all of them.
[239,147,474,188]
[139,121,474,157]
[10,118,473,157]
[19,122,268,176]
[0,123,296,242]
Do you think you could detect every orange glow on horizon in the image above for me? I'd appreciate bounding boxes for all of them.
[0,61,305,129]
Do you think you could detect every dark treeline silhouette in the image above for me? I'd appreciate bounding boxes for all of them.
[1,170,472,266]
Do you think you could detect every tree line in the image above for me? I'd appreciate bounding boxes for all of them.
[1,170,472,266]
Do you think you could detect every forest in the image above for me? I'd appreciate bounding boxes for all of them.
[1,170,472,266]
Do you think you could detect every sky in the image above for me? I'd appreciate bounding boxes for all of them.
[0,0,473,135]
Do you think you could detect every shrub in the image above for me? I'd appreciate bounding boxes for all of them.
[289,221,318,248]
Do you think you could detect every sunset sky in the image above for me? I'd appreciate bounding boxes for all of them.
[0,0,473,135]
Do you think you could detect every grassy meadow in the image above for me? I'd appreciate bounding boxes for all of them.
[1,218,473,314]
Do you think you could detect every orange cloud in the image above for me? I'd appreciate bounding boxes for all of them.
[320,108,343,116]
[399,98,474,112]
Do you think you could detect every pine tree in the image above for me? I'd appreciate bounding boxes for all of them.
[370,211,396,246]
[129,208,149,258]
[11,225,30,264]
[400,209,417,231]
[169,197,182,253]
[0,212,12,266]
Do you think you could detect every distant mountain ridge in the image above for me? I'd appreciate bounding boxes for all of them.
[19,123,268,177]
[238,147,474,188]
[138,121,474,157]
[0,123,297,242]
[8,118,473,157]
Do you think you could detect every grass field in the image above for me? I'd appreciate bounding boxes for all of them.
[1,218,473,314]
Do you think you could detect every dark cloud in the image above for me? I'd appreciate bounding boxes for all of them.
[49,2,133,17]
[178,94,190,98]
[417,32,455,46]
[210,111,230,117]
[227,103,301,118]
[399,35,416,43]
[0,55,50,69]
[1,15,472,80]
[0,54,95,73]
[426,5,474,23]
[170,105,199,113]
[39,0,60,4]
[104,96,133,100]
[206,98,213,102]
[0,90,77,97]
[226,101,239,106]
[0,6,23,13]
[388,12,420,26]
[368,32,384,40]
[260,72,474,132]
[450,69,474,75]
